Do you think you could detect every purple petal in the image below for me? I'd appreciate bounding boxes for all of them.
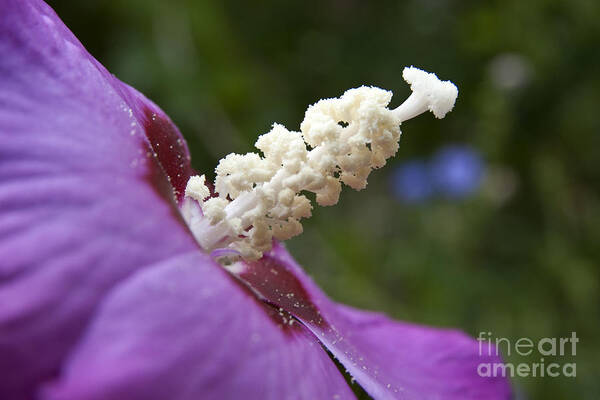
[43,252,355,400]
[232,243,512,399]
[0,1,198,397]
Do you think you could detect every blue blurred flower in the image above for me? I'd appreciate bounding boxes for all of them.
[430,145,484,198]
[390,160,434,203]
[390,145,485,203]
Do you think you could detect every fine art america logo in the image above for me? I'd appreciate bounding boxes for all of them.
[477,332,578,378]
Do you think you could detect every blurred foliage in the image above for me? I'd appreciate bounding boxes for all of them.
[48,0,600,398]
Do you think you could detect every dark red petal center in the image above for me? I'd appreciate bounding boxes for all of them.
[239,255,329,330]
[142,107,194,202]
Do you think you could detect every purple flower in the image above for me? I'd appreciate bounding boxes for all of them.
[390,160,434,203]
[0,1,511,399]
[430,145,484,198]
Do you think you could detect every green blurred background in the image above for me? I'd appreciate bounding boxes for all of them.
[48,1,599,398]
